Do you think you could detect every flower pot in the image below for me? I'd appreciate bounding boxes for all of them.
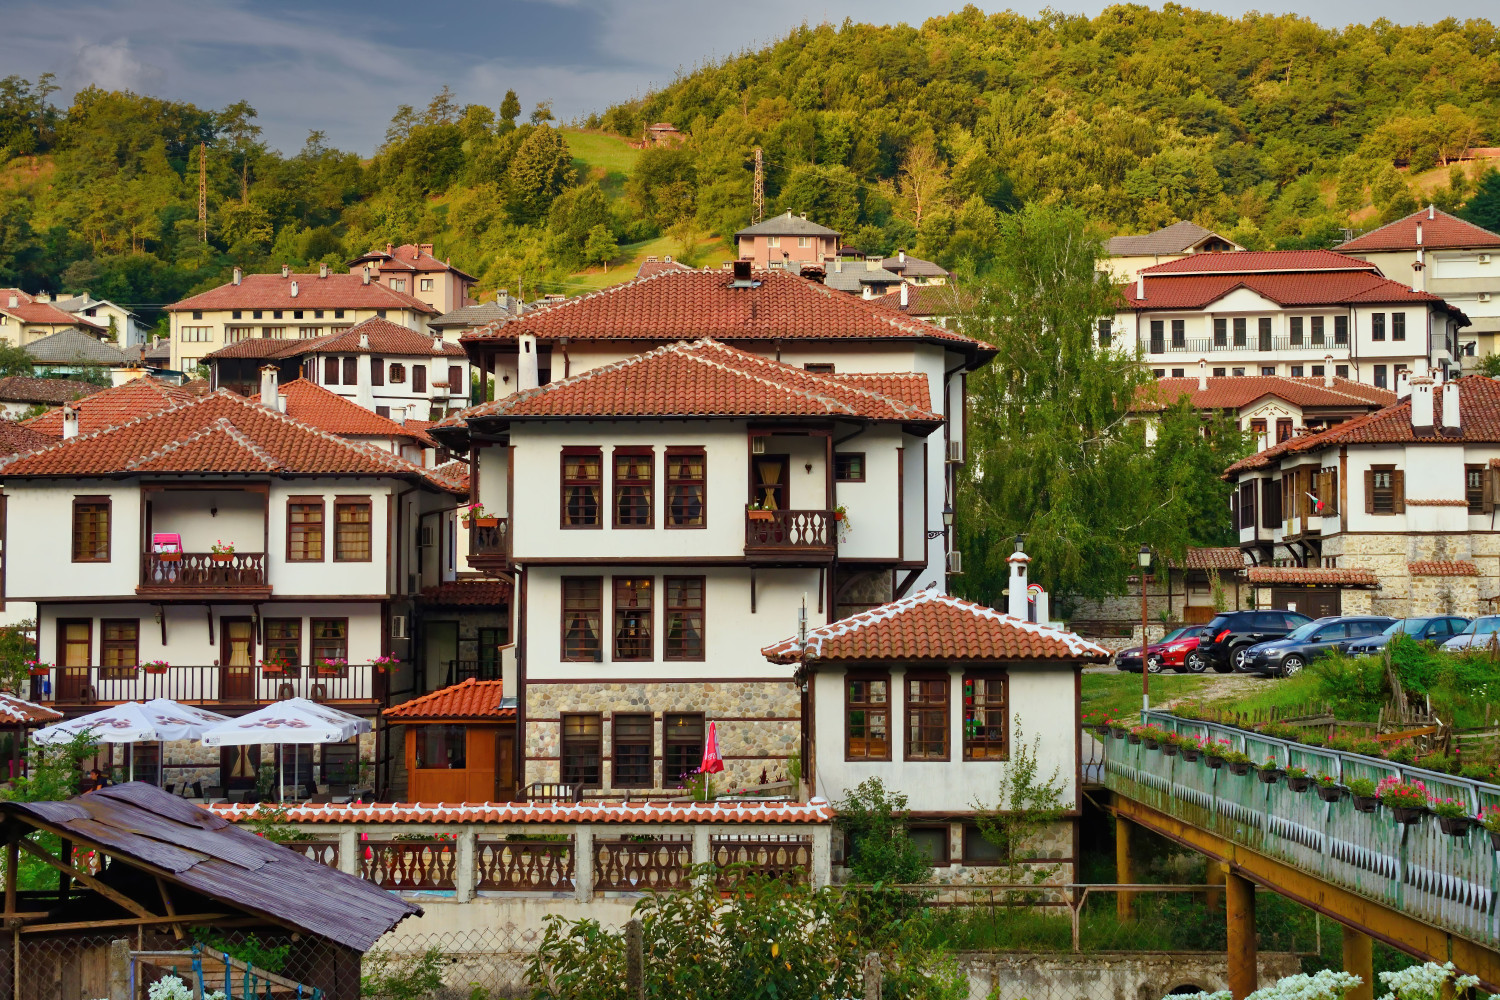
[316,668,342,677]
[158,552,182,562]
[1143,739,1160,750]
[1257,768,1284,784]
[1389,805,1427,825]
[1204,756,1225,770]
[474,517,499,528]
[461,518,474,528]
[1126,734,1142,745]
[210,553,234,563]
[1438,815,1473,837]
[143,666,169,675]
[1353,795,1378,813]
[834,511,846,522]
[1316,784,1346,803]
[1161,744,1179,757]
[27,668,49,677]
[1110,726,1127,740]
[747,510,773,522]
[1489,830,1500,851]
[1181,748,1201,762]
[1091,725,1110,737]
[1287,776,1312,793]
[1228,761,1252,776]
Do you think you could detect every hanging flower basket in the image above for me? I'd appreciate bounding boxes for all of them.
[1489,830,1500,852]
[1109,725,1128,739]
[1287,775,1313,793]
[142,661,170,675]
[158,552,182,562]
[1390,805,1427,825]
[1352,795,1378,813]
[1438,815,1473,837]
[1161,742,1179,757]
[1180,746,1201,763]
[1315,783,1346,803]
[1257,766,1284,784]
[1204,755,1225,770]
[1227,761,1252,776]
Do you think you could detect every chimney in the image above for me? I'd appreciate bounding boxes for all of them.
[1413,248,1426,292]
[1442,381,1462,433]
[900,283,909,308]
[62,403,79,440]
[385,243,393,256]
[358,331,369,349]
[899,250,906,264]
[393,404,407,425]
[281,264,290,278]
[1416,222,1424,246]
[6,294,16,309]
[258,364,279,406]
[35,291,49,303]
[1324,355,1335,387]
[319,263,329,279]
[1136,275,1146,300]
[1006,537,1031,619]
[418,243,433,257]
[517,333,540,391]
[835,259,843,273]
[862,285,873,300]
[1429,204,1436,221]
[1198,358,1208,391]
[362,266,371,285]
[1410,373,1435,429]
[290,280,299,298]
[232,267,242,286]
[432,336,442,352]
[496,289,509,310]
[276,392,287,413]
[354,349,374,409]
[110,365,147,387]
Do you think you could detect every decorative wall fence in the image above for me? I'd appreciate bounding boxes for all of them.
[1105,710,1500,949]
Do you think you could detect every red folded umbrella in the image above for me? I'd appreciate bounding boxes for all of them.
[700,721,724,775]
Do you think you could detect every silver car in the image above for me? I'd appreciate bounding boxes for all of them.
[1442,616,1500,652]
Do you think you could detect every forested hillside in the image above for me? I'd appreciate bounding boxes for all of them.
[2,5,1499,330]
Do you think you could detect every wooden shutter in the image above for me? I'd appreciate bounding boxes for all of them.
[371,357,384,386]
[1487,468,1498,514]
[1364,470,1375,515]
[1327,470,1338,515]
[1392,470,1406,513]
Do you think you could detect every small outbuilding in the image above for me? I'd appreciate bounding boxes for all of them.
[384,678,519,802]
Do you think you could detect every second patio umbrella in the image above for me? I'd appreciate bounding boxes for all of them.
[200,698,372,801]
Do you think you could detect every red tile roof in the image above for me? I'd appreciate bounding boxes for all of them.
[828,372,932,410]
[636,259,694,279]
[874,284,969,319]
[1337,208,1500,253]
[426,459,470,493]
[1245,566,1380,586]
[0,289,104,330]
[384,679,511,721]
[348,244,478,281]
[1138,376,1396,413]
[437,339,943,427]
[0,693,62,726]
[762,590,1109,664]
[0,390,462,491]
[419,580,510,606]
[1172,547,1245,571]
[1409,560,1478,576]
[0,376,105,405]
[209,799,834,824]
[458,269,991,353]
[23,378,200,436]
[0,420,56,457]
[167,272,437,314]
[204,318,464,361]
[1122,271,1462,314]
[253,379,436,445]
[1140,250,1379,275]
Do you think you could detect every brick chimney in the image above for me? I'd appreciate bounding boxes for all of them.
[1006,538,1031,619]
[385,243,393,256]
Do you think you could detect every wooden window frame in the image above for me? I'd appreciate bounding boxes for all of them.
[389,363,407,384]
[71,496,111,563]
[100,619,139,680]
[1148,320,1164,353]
[333,497,372,562]
[1311,315,1326,346]
[323,357,339,384]
[611,713,654,789]
[263,617,302,668]
[561,713,602,786]
[448,365,463,392]
[412,364,426,393]
[57,618,91,669]
[1466,463,1491,515]
[310,618,349,673]
[664,447,706,529]
[370,356,384,387]
[414,723,467,769]
[286,497,325,562]
[962,823,1005,866]
[561,577,603,662]
[1289,316,1303,346]
[560,447,603,529]
[663,576,705,661]
[845,672,891,762]
[1170,318,1185,349]
[341,357,357,384]
[662,712,705,788]
[1365,464,1404,516]
[834,453,866,483]
[904,673,950,762]
[1213,318,1227,347]
[1371,312,1386,341]
[1232,317,1246,347]
[1392,311,1406,342]
[613,447,654,529]
[905,825,952,867]
[612,576,653,662]
[962,673,1009,761]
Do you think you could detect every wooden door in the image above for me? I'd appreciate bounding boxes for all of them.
[220,745,260,791]
[752,454,789,510]
[57,619,92,701]
[495,728,516,802]
[220,618,255,702]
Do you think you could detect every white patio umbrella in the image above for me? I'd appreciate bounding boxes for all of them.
[200,698,372,802]
[33,700,229,783]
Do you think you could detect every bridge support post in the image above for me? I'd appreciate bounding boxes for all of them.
[1204,858,1225,914]
[1341,926,1374,1000]
[1225,866,1257,1000]
[1115,814,1133,921]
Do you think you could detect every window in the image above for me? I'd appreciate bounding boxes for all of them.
[1309,315,1324,346]
[846,675,891,760]
[180,357,199,371]
[1172,368,1185,378]
[562,449,602,527]
[1290,366,1304,377]
[1289,316,1303,346]
[612,714,653,788]
[963,675,1008,760]
[324,357,339,384]
[264,618,301,668]
[1276,418,1293,442]
[1170,319,1185,349]
[415,724,466,769]
[375,406,390,418]
[273,310,283,320]
[613,577,652,660]
[1233,318,1247,347]
[1213,367,1226,377]
[803,362,836,374]
[963,824,1003,865]
[334,499,372,561]
[1392,312,1406,341]
[834,453,865,482]
[192,310,203,320]
[370,357,384,387]
[58,620,90,669]
[334,309,345,319]
[1231,367,1245,376]
[1213,318,1227,347]
[562,578,603,661]
[1249,418,1266,441]
[1467,464,1489,514]
[798,236,811,248]
[299,327,322,338]
[666,449,705,527]
[310,618,348,666]
[389,363,406,384]
[1366,465,1403,515]
[1260,367,1275,376]
[905,676,949,760]
[664,576,704,660]
[253,310,263,320]
[72,498,110,562]
[663,713,704,786]
[1148,320,1164,353]
[614,448,653,527]
[1261,477,1281,529]
[226,327,253,343]
[1097,319,1112,347]
[342,357,357,384]
[906,827,950,866]
[232,310,242,320]
[287,498,324,561]
[314,310,324,319]
[100,619,139,679]
[263,327,286,339]
[767,236,780,248]
[180,327,212,342]
[1258,317,1272,350]
[420,278,434,291]
[1238,482,1256,528]
[1336,365,1349,378]
[1314,366,1327,378]
[1372,313,1386,341]
[293,310,303,320]
[1334,316,1349,345]
[1374,365,1388,389]
[390,278,407,292]
[1153,369,1165,377]
[561,715,602,785]
[412,365,426,392]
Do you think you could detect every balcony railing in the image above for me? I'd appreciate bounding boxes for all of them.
[1105,711,1500,951]
[443,659,502,686]
[140,552,268,592]
[467,518,510,567]
[1146,338,1354,356]
[28,663,384,708]
[744,508,834,557]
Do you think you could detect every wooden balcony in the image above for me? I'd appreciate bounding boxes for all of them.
[466,518,510,571]
[138,552,271,598]
[744,508,834,560]
[28,663,384,711]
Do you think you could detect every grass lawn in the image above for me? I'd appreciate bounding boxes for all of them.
[1080,670,1217,721]
[546,234,734,295]
[563,129,640,201]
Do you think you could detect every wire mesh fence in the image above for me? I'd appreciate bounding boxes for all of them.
[362,926,545,999]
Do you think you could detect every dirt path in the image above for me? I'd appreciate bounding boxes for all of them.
[1158,671,1270,710]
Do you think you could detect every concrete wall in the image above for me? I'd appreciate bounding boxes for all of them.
[955,950,1303,1000]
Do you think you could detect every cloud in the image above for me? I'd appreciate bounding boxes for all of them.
[62,39,167,95]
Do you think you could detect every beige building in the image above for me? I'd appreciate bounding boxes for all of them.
[346,243,478,316]
[1102,221,1244,282]
[0,289,106,346]
[734,212,841,270]
[164,265,437,373]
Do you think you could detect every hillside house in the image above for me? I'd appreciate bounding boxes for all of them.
[0,375,103,419]
[53,293,150,346]
[879,251,950,286]
[430,290,527,347]
[1136,373,1395,449]
[0,289,106,346]
[24,327,129,377]
[1102,221,1245,282]
[346,243,478,316]
[735,213,841,270]
[824,259,905,298]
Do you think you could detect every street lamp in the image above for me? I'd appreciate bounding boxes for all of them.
[1138,544,1152,717]
[927,503,954,540]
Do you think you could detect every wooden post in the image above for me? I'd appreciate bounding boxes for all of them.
[625,918,645,1000]
[1204,859,1225,914]
[862,951,882,1000]
[1115,814,1133,921]
[1341,925,1374,1000]
[2,839,15,921]
[107,939,130,1000]
[1225,867,1257,1000]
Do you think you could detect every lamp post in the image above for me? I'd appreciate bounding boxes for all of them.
[1139,544,1151,717]
[927,503,954,540]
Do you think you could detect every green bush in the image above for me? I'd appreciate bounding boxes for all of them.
[834,777,934,885]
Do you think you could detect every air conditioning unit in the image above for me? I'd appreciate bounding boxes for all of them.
[418,525,434,547]
[390,615,408,639]
[946,439,964,463]
[1479,254,1492,264]
[751,437,766,455]
[946,550,964,575]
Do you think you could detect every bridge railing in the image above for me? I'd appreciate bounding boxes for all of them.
[1105,710,1500,949]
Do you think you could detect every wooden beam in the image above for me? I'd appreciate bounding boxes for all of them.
[16,838,155,920]
[3,836,15,919]
[20,913,228,935]
[156,877,184,942]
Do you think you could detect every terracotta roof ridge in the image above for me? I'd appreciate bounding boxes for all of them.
[0,388,209,470]
[696,342,938,420]
[682,342,863,416]
[122,416,282,472]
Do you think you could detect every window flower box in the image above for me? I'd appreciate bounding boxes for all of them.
[142,661,170,675]
[747,509,773,522]
[158,552,182,562]
[26,661,51,677]
[1314,776,1345,802]
[316,658,348,677]
[210,540,236,563]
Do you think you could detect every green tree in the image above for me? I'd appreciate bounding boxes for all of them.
[498,89,521,131]
[505,125,574,223]
[1146,399,1257,548]
[529,100,556,126]
[1,730,100,804]
[0,342,33,377]
[834,777,933,884]
[584,224,619,272]
[1462,169,1500,234]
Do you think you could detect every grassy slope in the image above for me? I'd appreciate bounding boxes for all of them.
[563,128,641,201]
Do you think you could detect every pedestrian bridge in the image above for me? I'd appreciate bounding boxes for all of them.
[1103,711,1500,996]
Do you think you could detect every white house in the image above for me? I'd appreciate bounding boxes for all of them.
[1113,249,1471,389]
[1102,221,1245,283]
[0,289,106,346]
[1135,372,1395,450]
[761,549,1108,881]
[53,294,151,347]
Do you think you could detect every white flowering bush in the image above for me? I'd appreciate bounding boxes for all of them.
[145,976,225,1000]
[1377,961,1481,999]
[1165,968,1362,1000]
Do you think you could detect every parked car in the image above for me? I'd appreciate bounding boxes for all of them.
[1115,626,1212,674]
[1237,615,1397,677]
[1345,616,1471,656]
[1201,610,1315,673]
[1442,616,1500,653]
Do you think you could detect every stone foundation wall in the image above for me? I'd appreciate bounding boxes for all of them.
[524,680,799,793]
[956,950,1304,1000]
[1318,532,1500,617]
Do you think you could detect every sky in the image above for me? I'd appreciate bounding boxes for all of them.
[6,0,1497,155]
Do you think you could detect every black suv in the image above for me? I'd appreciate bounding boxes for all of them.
[1202,610,1314,673]
[1238,615,1396,677]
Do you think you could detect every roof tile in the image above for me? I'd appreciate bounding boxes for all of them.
[385,679,511,721]
[1337,208,1500,253]
[1245,566,1380,586]
[210,799,834,825]
[0,375,105,405]
[205,318,464,361]
[1123,271,1461,314]
[1409,560,1479,576]
[168,272,437,314]
[255,379,436,445]
[1140,249,1379,275]
[0,289,104,329]
[1173,547,1245,571]
[24,377,200,436]
[1139,376,1397,412]
[419,580,510,606]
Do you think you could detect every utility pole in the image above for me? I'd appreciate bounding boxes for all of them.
[198,142,208,243]
[752,147,764,224]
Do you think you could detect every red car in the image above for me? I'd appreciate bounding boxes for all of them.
[1114,626,1212,674]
